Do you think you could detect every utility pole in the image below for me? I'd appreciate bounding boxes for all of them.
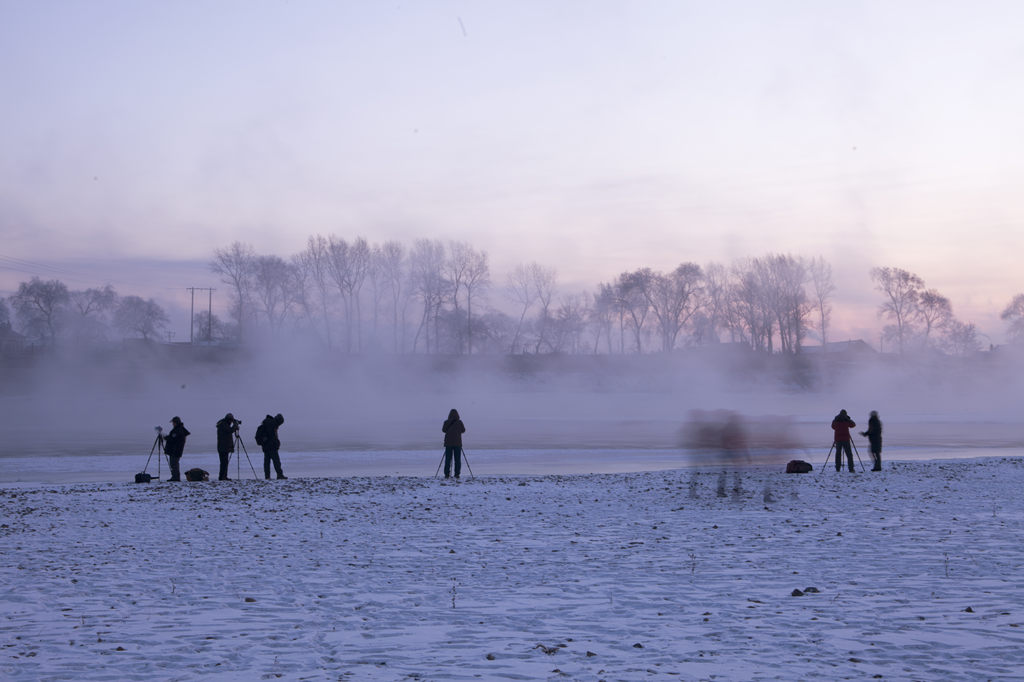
[186,287,215,344]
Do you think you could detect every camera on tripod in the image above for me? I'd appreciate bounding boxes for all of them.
[154,425,163,434]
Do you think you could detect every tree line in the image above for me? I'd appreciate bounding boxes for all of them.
[4,236,1024,356]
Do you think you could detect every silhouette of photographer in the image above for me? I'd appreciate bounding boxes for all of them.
[830,409,856,473]
[164,416,190,482]
[215,413,240,481]
[861,410,883,471]
[442,408,466,480]
[256,413,286,480]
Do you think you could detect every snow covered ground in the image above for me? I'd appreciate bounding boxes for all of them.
[2,455,1024,680]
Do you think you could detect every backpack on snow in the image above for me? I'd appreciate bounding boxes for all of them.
[786,460,813,474]
[184,468,209,482]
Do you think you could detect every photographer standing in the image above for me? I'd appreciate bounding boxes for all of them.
[830,409,856,473]
[215,413,239,481]
[256,413,286,480]
[442,408,466,480]
[861,410,883,471]
[164,416,190,482]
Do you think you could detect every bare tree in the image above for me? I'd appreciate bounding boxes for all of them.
[1001,294,1024,344]
[376,241,407,353]
[614,269,652,353]
[192,310,230,342]
[11,277,69,345]
[870,266,923,355]
[410,239,447,353]
[295,235,335,349]
[550,292,589,353]
[326,236,371,352]
[531,265,558,353]
[114,296,169,341]
[251,255,297,337]
[808,256,835,349]
[68,284,118,345]
[589,282,618,354]
[444,242,490,354]
[730,260,774,352]
[917,289,953,350]
[692,262,729,345]
[507,263,539,353]
[211,242,255,343]
[765,254,810,354]
[461,246,490,354]
[941,319,981,356]
[643,263,703,352]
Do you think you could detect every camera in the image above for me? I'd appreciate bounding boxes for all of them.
[154,425,163,434]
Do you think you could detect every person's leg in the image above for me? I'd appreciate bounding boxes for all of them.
[872,446,882,470]
[263,452,271,479]
[837,442,851,471]
[218,450,230,480]
[845,442,855,471]
[272,450,286,478]
[454,447,462,478]
[443,447,453,478]
[169,456,181,481]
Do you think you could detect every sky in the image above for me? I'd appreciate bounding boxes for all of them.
[1,1,1023,343]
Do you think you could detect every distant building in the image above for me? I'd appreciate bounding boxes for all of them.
[800,339,876,355]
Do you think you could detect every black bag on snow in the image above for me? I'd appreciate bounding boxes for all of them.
[134,472,153,483]
[184,468,209,482]
[786,460,813,474]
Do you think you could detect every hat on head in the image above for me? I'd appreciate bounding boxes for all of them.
[171,416,181,424]
[274,413,284,425]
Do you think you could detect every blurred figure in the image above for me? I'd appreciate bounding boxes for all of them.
[164,416,190,482]
[679,409,750,466]
[831,409,856,472]
[215,413,240,481]
[442,408,466,480]
[861,411,883,471]
[256,413,287,480]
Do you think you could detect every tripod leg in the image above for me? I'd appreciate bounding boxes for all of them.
[143,436,159,474]
[462,450,474,479]
[435,451,445,478]
[237,436,258,480]
[851,439,866,472]
[819,443,835,476]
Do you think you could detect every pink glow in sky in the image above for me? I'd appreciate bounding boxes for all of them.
[1,1,1022,341]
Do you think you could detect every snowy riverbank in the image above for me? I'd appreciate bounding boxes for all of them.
[2,457,1024,680]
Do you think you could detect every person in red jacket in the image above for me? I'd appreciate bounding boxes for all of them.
[831,409,856,472]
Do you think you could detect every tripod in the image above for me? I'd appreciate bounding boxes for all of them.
[230,429,259,480]
[142,428,167,479]
[434,448,475,480]
[820,440,866,473]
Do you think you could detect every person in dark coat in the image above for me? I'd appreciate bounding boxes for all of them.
[830,409,856,472]
[258,413,286,480]
[861,410,883,471]
[164,416,190,482]
[442,408,466,480]
[215,413,239,481]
